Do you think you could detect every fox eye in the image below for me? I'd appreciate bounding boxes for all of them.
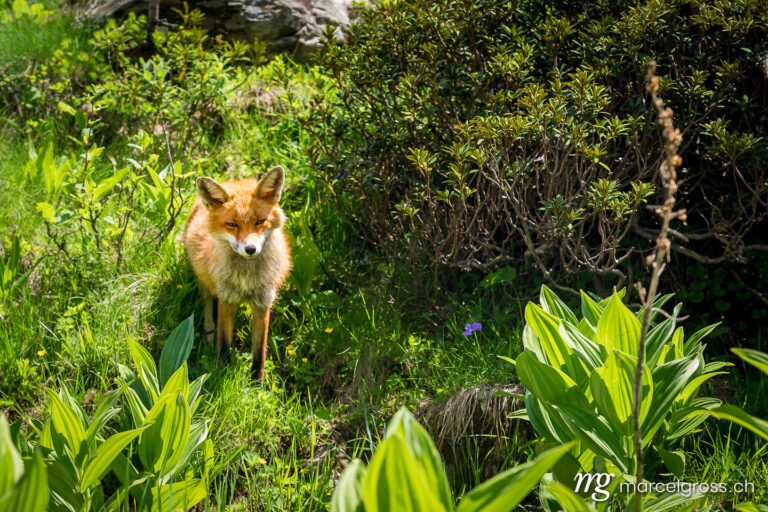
[255,219,266,226]
[226,222,238,228]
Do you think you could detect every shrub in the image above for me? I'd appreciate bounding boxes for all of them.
[510,286,726,495]
[308,0,768,292]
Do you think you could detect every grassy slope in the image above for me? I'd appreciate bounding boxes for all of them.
[0,4,765,511]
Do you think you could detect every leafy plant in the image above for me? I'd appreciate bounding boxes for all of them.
[2,315,209,512]
[331,407,573,512]
[0,414,48,512]
[510,286,727,491]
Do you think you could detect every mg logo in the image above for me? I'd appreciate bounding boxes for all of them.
[573,472,615,502]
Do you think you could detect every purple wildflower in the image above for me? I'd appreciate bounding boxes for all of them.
[463,322,483,336]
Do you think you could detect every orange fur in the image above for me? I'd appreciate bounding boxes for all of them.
[184,166,291,380]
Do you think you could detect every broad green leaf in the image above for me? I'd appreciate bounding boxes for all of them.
[635,293,674,326]
[522,324,548,365]
[675,371,726,407]
[548,449,586,490]
[703,361,732,373]
[596,295,640,356]
[92,167,129,201]
[643,355,700,445]
[668,398,721,440]
[158,363,189,402]
[643,491,705,512]
[456,442,573,512]
[138,395,172,471]
[123,387,148,427]
[525,304,572,372]
[590,351,651,436]
[656,445,685,477]
[540,285,578,325]
[108,453,140,486]
[708,404,768,441]
[516,352,582,405]
[128,339,156,378]
[526,393,575,445]
[138,392,192,475]
[158,393,191,475]
[0,414,23,495]
[580,291,603,328]
[84,387,124,446]
[331,459,365,512]
[138,363,160,404]
[733,348,768,376]
[159,315,194,386]
[118,363,151,410]
[46,455,82,511]
[735,503,768,512]
[80,425,149,491]
[557,403,629,472]
[149,478,206,512]
[577,318,596,340]
[362,434,449,512]
[683,323,720,355]
[383,409,453,510]
[597,289,625,306]
[645,317,675,368]
[164,421,209,482]
[539,476,596,512]
[47,389,86,454]
[559,322,602,369]
[0,452,48,512]
[187,374,208,415]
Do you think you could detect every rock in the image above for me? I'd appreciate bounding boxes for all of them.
[80,0,356,61]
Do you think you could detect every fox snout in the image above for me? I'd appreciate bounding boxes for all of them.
[228,230,272,258]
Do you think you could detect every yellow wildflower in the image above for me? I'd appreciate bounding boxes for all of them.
[258,457,267,465]
[301,357,308,363]
[287,349,296,356]
[37,349,47,356]
[324,327,333,333]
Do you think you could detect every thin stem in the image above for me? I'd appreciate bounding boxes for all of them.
[632,61,685,512]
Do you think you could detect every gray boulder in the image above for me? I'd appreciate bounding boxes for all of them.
[82,0,357,61]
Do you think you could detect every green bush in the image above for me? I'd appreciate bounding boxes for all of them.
[308,0,768,291]
[511,286,726,499]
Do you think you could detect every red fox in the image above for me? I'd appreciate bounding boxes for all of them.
[184,166,292,380]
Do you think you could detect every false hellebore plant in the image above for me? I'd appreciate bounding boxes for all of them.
[508,286,727,505]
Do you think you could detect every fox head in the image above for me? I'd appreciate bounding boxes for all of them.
[196,166,286,259]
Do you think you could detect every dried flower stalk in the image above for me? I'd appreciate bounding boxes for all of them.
[632,61,687,512]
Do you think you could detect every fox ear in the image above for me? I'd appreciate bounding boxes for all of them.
[256,166,285,202]
[196,177,229,208]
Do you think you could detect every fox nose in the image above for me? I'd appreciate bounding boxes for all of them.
[244,245,257,255]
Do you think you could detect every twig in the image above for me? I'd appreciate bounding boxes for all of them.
[632,62,686,512]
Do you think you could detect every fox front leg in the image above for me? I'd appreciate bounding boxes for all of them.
[251,308,270,381]
[216,300,236,363]
[203,293,215,346]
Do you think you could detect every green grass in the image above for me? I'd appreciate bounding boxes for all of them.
[1,2,767,510]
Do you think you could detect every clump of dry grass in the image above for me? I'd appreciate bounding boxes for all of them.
[418,383,532,474]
